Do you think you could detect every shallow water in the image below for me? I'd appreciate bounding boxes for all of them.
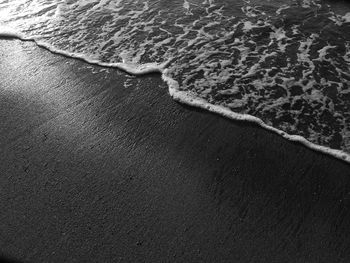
[0,0,349,161]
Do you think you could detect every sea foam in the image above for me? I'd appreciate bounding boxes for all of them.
[0,0,350,163]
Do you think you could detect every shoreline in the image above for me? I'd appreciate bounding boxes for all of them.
[1,30,349,164]
[1,39,350,262]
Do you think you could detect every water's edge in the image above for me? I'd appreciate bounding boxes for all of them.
[1,31,349,164]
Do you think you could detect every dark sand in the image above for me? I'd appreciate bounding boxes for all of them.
[0,39,350,262]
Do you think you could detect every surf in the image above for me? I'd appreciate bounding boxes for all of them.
[0,0,350,163]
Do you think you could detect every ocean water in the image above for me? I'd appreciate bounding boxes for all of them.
[0,0,349,162]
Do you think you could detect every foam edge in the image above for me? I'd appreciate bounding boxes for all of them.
[162,71,350,164]
[1,29,349,164]
[0,28,165,75]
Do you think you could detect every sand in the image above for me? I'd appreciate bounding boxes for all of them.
[0,39,350,262]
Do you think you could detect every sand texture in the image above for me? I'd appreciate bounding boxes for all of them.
[1,39,350,262]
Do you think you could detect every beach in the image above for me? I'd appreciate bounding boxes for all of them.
[1,38,350,262]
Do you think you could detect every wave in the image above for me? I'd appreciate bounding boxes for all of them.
[0,0,350,163]
[1,27,349,164]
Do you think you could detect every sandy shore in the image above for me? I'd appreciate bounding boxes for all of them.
[0,39,350,262]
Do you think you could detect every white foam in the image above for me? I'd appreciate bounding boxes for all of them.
[344,12,350,23]
[316,45,336,61]
[183,0,193,15]
[0,26,26,39]
[0,28,167,75]
[163,70,350,163]
[1,2,350,165]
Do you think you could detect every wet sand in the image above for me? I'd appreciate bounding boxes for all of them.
[1,39,350,262]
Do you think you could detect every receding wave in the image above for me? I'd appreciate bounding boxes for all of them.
[0,0,350,163]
